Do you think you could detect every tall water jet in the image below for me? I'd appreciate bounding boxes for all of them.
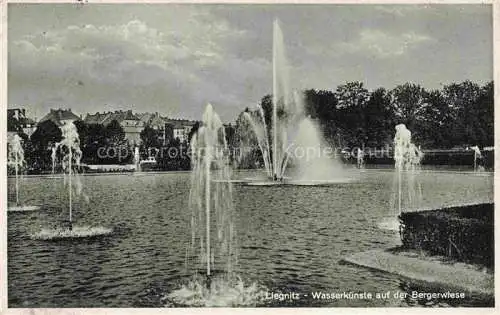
[242,19,348,185]
[32,121,113,239]
[166,104,265,306]
[241,19,298,180]
[188,104,235,279]
[271,18,294,180]
[379,124,423,231]
[7,134,40,211]
[59,121,83,230]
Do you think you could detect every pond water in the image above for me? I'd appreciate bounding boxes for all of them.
[7,169,493,307]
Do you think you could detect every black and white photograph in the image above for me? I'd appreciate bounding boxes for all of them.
[4,1,496,310]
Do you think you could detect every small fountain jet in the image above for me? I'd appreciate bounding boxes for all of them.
[7,134,41,211]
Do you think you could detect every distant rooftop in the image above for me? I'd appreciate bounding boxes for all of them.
[84,110,141,126]
[165,118,197,129]
[7,108,36,125]
[38,108,81,126]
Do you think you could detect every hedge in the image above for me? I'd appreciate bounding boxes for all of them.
[399,203,494,268]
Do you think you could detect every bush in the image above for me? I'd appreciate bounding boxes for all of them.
[399,203,494,268]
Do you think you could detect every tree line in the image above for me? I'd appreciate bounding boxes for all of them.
[227,80,493,169]
[232,80,493,150]
[8,118,196,173]
[8,80,493,172]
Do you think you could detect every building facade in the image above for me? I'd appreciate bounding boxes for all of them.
[7,108,37,136]
[164,119,196,143]
[84,110,145,145]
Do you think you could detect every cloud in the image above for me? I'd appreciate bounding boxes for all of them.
[374,5,432,17]
[8,4,491,122]
[12,16,246,70]
[306,28,433,60]
[342,29,433,58]
[9,10,257,121]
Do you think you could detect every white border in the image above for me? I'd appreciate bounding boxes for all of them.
[0,1,497,315]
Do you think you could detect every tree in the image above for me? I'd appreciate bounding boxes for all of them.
[188,121,200,143]
[73,120,89,153]
[442,80,482,146]
[157,138,191,171]
[232,109,264,169]
[140,125,161,149]
[475,81,494,147]
[335,81,369,147]
[7,112,22,133]
[391,83,428,132]
[30,120,62,149]
[29,120,62,172]
[364,88,394,147]
[105,119,125,144]
[335,81,369,110]
[303,89,338,146]
[260,94,273,130]
[418,89,450,147]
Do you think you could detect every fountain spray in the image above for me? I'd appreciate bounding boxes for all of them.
[378,124,423,231]
[59,121,82,231]
[471,145,482,171]
[242,19,343,183]
[393,124,423,215]
[8,134,24,206]
[51,144,58,174]
[189,104,235,287]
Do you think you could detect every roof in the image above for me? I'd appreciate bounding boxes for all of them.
[8,109,36,127]
[38,109,81,126]
[135,112,171,129]
[84,110,140,126]
[149,114,167,129]
[165,119,197,129]
[137,113,154,122]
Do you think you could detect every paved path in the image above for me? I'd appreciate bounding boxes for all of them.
[343,250,493,295]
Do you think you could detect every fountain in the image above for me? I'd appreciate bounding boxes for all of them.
[134,146,141,172]
[356,148,365,169]
[7,134,41,211]
[32,121,112,240]
[242,19,350,186]
[51,144,58,174]
[471,145,483,171]
[165,104,265,306]
[379,124,423,231]
[45,142,65,179]
[285,117,352,185]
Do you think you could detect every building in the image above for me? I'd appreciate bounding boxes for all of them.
[7,108,37,136]
[164,119,197,143]
[137,112,169,145]
[38,108,81,127]
[84,110,144,145]
[137,113,197,145]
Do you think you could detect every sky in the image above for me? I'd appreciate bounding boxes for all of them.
[8,3,493,122]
